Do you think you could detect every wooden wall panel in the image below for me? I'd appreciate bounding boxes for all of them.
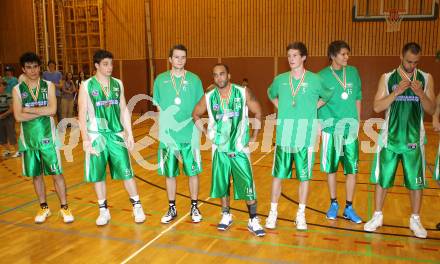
[150,0,440,58]
[104,0,146,60]
[222,57,275,116]
[121,59,148,113]
[0,0,35,64]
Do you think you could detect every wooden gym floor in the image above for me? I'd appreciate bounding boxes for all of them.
[0,118,439,264]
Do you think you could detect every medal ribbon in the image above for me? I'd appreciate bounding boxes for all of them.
[330,66,347,91]
[289,69,306,102]
[27,78,41,102]
[94,77,111,98]
[218,84,233,112]
[170,70,186,98]
[398,65,417,82]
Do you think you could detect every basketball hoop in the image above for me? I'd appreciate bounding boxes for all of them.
[384,9,403,32]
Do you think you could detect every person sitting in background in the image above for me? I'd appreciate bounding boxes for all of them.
[61,72,77,119]
[0,80,19,157]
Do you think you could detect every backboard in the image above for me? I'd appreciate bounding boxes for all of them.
[353,0,439,21]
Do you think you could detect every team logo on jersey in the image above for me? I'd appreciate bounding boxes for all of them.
[92,90,99,96]
[301,82,309,93]
[213,104,219,111]
[42,138,51,145]
[21,92,28,98]
[392,84,399,91]
[125,168,132,177]
[182,80,189,91]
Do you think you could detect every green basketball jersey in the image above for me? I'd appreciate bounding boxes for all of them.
[380,68,428,153]
[153,70,204,147]
[268,71,333,148]
[206,84,249,153]
[16,79,57,151]
[318,65,362,134]
[83,77,124,133]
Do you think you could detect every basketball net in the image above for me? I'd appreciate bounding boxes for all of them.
[384,9,403,32]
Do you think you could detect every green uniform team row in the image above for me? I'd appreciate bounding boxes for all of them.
[12,40,439,239]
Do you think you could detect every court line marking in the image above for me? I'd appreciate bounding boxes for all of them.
[121,196,211,264]
[167,230,440,263]
[152,243,296,264]
[0,181,86,216]
[122,145,274,263]
[252,147,274,165]
[0,219,143,244]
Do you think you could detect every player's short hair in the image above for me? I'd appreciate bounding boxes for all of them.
[327,40,351,60]
[286,42,308,57]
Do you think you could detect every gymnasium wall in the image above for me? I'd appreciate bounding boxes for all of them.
[0,0,35,64]
[1,0,439,117]
[150,0,440,57]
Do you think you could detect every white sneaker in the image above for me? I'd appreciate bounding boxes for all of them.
[364,212,383,232]
[248,217,266,237]
[190,206,202,223]
[265,210,278,229]
[295,211,307,230]
[133,204,146,223]
[60,208,74,223]
[217,212,233,231]
[409,215,427,239]
[1,150,10,157]
[11,151,21,158]
[35,208,51,223]
[96,208,111,226]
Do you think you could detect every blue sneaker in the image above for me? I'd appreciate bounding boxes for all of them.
[343,205,362,224]
[326,201,339,220]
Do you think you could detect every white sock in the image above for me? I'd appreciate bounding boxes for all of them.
[130,195,141,208]
[98,199,107,210]
[130,195,140,202]
[270,203,278,212]
[411,214,420,219]
[374,211,383,215]
[298,204,306,212]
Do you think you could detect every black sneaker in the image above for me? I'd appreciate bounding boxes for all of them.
[190,206,202,223]
[161,206,177,224]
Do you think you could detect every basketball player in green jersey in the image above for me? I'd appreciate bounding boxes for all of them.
[153,45,204,224]
[192,63,265,237]
[265,42,333,231]
[12,52,74,224]
[318,41,362,223]
[78,50,145,226]
[431,92,440,230]
[364,43,435,238]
